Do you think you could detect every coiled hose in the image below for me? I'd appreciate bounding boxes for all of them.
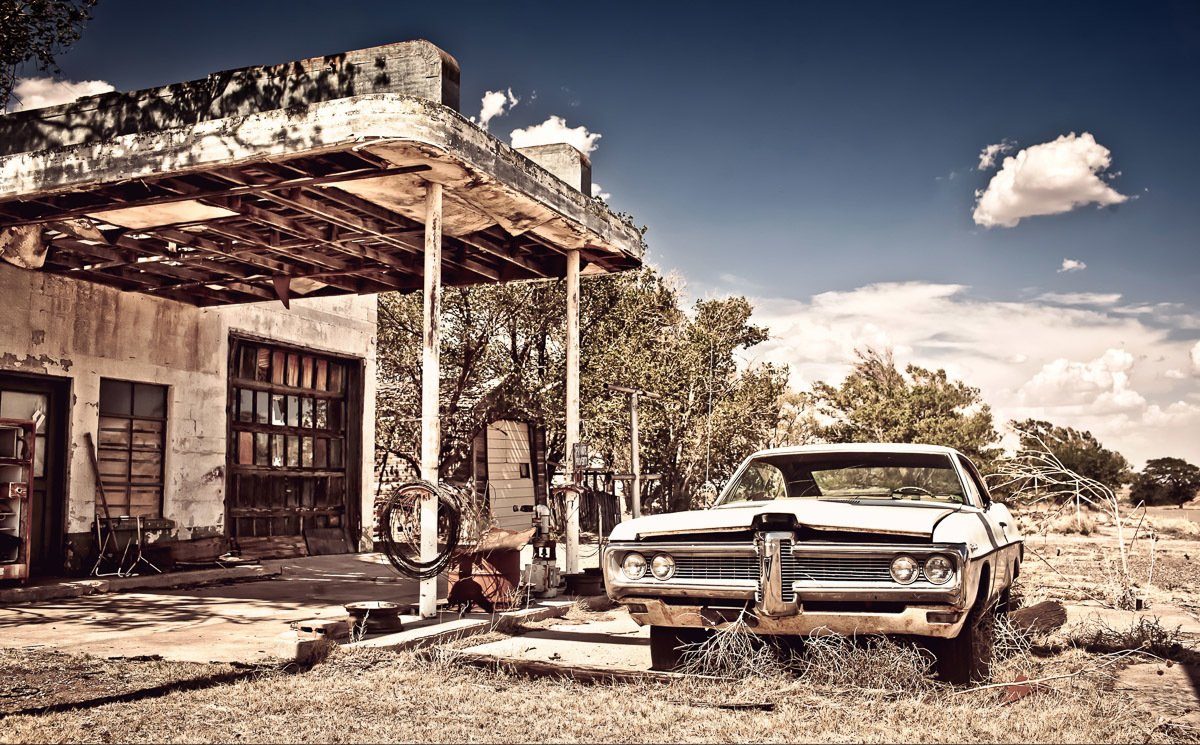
[377,480,463,581]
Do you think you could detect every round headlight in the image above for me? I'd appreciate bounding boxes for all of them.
[650,553,675,580]
[890,554,919,585]
[923,555,954,584]
[621,552,647,580]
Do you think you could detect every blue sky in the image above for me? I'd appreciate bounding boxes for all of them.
[21,0,1200,464]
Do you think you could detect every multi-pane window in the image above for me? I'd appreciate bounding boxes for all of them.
[227,338,354,552]
[97,379,167,517]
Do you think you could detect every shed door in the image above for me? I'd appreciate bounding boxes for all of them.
[487,420,536,531]
[226,337,361,558]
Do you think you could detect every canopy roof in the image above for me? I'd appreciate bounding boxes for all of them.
[0,43,643,306]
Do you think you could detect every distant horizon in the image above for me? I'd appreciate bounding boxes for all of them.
[10,0,1200,466]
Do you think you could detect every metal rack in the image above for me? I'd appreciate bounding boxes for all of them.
[0,418,35,582]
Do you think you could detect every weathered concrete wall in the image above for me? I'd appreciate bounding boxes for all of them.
[0,263,377,547]
[0,40,460,156]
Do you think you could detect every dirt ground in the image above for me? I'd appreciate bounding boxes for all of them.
[1,512,1198,744]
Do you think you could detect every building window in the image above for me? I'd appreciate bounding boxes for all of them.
[97,379,167,518]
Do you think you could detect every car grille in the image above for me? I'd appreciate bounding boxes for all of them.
[671,554,758,581]
[786,554,896,583]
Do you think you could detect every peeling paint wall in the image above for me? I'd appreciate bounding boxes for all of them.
[0,262,377,547]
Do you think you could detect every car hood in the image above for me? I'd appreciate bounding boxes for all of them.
[608,499,970,541]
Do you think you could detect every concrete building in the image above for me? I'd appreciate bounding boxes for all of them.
[0,40,642,581]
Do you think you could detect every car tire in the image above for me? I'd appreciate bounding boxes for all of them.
[649,626,709,671]
[932,599,995,685]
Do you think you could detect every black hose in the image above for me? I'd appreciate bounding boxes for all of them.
[377,480,463,581]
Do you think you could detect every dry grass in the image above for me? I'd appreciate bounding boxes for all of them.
[1,641,1188,744]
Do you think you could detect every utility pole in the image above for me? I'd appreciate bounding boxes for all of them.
[606,384,661,518]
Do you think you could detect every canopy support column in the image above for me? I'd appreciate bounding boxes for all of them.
[564,248,581,575]
[419,181,443,618]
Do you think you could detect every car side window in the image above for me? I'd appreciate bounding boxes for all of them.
[956,455,990,508]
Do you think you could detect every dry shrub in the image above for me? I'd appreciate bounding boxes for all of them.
[678,615,787,679]
[1147,516,1200,540]
[790,632,936,692]
[1047,511,1098,535]
[1067,616,1194,662]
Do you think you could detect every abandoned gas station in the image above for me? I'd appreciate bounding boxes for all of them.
[0,39,643,618]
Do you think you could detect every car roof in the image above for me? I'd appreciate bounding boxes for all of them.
[748,443,966,459]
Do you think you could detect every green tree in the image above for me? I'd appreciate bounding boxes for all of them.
[1130,457,1200,508]
[2,0,98,107]
[809,348,1001,467]
[375,266,787,512]
[1008,419,1131,491]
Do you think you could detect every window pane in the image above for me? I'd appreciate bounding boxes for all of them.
[270,395,285,426]
[254,348,271,382]
[286,396,299,427]
[255,391,269,424]
[286,353,300,387]
[314,438,328,469]
[271,351,286,385]
[271,434,284,467]
[286,436,300,467]
[301,437,313,468]
[315,400,328,429]
[300,398,313,428]
[133,383,166,418]
[238,432,253,465]
[301,357,314,389]
[0,392,48,430]
[34,434,46,478]
[329,364,344,393]
[254,433,270,465]
[315,359,328,391]
[99,379,132,416]
[238,389,253,422]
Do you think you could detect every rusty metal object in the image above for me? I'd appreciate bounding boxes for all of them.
[345,601,404,633]
[294,617,350,641]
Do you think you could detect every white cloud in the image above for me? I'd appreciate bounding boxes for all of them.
[1165,369,1187,380]
[1037,292,1121,306]
[477,88,518,130]
[1192,341,1200,372]
[510,115,601,154]
[744,281,1200,466]
[1058,258,1087,273]
[9,77,114,112]
[591,182,611,201]
[977,139,1015,170]
[972,132,1129,228]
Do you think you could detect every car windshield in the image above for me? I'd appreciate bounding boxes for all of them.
[718,451,967,506]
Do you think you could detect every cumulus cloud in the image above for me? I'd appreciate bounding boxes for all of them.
[591,182,611,201]
[1193,341,1200,372]
[977,139,1015,170]
[1058,258,1087,273]
[972,132,1128,228]
[9,77,114,111]
[744,281,1200,465]
[477,88,518,130]
[510,115,602,154]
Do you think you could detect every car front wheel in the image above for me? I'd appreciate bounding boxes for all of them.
[931,599,995,685]
[649,625,710,671]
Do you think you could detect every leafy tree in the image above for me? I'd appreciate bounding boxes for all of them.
[808,348,1002,468]
[1008,419,1131,491]
[375,266,787,512]
[1130,457,1200,508]
[2,0,98,107]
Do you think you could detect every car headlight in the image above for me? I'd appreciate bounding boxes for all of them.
[621,552,647,580]
[650,553,675,580]
[890,554,919,584]
[923,555,954,584]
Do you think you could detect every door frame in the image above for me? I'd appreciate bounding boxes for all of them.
[0,370,71,576]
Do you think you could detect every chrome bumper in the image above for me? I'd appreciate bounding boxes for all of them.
[603,536,973,637]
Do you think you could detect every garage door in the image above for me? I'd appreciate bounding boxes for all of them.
[226,336,361,558]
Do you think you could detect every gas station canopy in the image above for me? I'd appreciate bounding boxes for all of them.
[0,41,643,306]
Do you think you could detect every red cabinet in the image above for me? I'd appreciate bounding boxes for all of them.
[0,418,35,582]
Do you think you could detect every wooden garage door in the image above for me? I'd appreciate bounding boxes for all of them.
[226,336,361,558]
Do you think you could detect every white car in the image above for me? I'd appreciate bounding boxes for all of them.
[602,443,1023,683]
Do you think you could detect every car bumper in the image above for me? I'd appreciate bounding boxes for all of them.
[620,597,969,638]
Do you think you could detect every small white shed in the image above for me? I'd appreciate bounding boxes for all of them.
[472,420,546,531]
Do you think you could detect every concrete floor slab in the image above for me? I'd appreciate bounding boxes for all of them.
[461,610,652,671]
[0,553,434,664]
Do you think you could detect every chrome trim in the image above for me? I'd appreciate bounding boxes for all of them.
[756,531,792,617]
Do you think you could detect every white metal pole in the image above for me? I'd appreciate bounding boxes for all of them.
[419,181,443,618]
[564,248,581,575]
[631,392,641,519]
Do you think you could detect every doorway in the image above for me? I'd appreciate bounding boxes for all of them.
[0,371,70,576]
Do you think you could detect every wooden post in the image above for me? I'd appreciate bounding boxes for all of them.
[564,248,581,575]
[419,181,442,618]
[630,391,641,519]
